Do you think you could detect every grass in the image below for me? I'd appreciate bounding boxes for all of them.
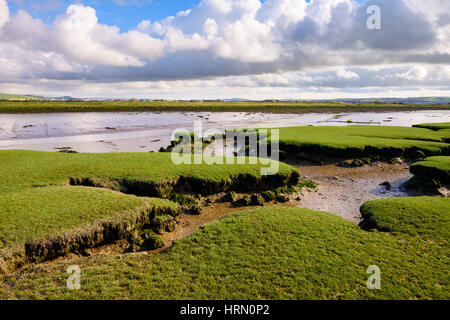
[0,100,449,113]
[413,123,450,131]
[410,156,450,185]
[0,186,147,249]
[0,94,41,101]
[0,150,298,270]
[360,197,450,239]
[1,205,447,300]
[272,125,450,159]
[0,188,180,271]
[0,150,298,195]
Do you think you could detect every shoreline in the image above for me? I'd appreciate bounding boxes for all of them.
[0,101,449,114]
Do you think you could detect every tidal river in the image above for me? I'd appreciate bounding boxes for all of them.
[0,110,449,153]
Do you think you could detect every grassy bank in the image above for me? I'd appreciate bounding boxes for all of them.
[360,197,449,239]
[0,100,449,114]
[413,123,450,131]
[272,125,450,160]
[1,204,448,300]
[0,150,298,270]
[0,150,299,195]
[410,156,450,186]
[0,188,179,271]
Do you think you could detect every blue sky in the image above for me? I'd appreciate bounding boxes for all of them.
[6,0,369,31]
[8,0,200,30]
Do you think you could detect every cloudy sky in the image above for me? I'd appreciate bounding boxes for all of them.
[0,0,449,99]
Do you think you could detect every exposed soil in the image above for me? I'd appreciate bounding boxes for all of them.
[289,161,422,223]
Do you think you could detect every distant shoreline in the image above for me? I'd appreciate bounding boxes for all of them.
[1,100,450,114]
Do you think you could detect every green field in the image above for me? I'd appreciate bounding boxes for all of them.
[272,125,450,159]
[0,150,298,271]
[0,94,41,101]
[0,100,449,113]
[410,156,450,185]
[1,201,448,300]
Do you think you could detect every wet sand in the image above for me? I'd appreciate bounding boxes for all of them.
[1,110,449,152]
[292,162,418,223]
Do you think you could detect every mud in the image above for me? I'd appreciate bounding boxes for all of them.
[2,110,450,153]
[290,161,422,223]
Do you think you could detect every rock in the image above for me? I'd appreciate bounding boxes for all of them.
[223,191,238,202]
[275,195,290,203]
[380,181,392,190]
[251,194,265,206]
[189,206,202,215]
[261,191,276,202]
[437,187,449,198]
[240,195,252,206]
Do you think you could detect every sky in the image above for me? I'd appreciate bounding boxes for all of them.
[0,0,449,99]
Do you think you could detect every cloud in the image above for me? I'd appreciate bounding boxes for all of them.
[0,0,448,98]
[1,4,165,67]
[0,0,9,29]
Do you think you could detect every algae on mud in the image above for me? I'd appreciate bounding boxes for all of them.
[1,205,448,300]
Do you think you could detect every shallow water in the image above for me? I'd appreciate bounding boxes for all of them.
[0,110,449,152]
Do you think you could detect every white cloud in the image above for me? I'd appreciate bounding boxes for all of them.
[395,65,428,81]
[336,69,360,80]
[203,18,218,38]
[0,0,9,29]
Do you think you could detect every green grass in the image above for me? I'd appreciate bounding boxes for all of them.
[0,100,449,113]
[1,205,447,300]
[0,150,298,194]
[413,123,450,131]
[0,186,148,249]
[272,125,450,158]
[0,150,297,270]
[410,156,450,185]
[0,94,40,101]
[360,197,450,239]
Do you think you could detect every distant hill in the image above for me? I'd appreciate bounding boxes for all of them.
[0,94,42,101]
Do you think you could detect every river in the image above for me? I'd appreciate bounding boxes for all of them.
[1,110,449,152]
